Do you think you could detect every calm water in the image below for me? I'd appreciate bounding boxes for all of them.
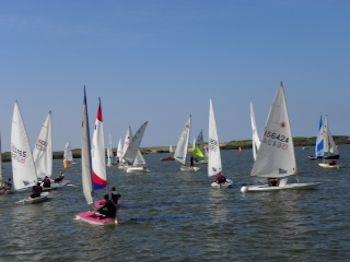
[1,145,350,261]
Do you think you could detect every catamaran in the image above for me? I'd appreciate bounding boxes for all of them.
[63,141,74,168]
[241,83,320,193]
[11,102,49,204]
[76,90,117,226]
[192,130,208,165]
[208,99,233,188]
[174,115,200,172]
[250,101,261,161]
[317,115,340,169]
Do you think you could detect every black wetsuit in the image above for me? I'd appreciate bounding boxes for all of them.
[110,192,121,205]
[98,200,117,219]
[43,178,51,188]
[54,176,64,183]
[31,185,43,198]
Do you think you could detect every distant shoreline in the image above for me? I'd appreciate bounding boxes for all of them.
[1,136,349,162]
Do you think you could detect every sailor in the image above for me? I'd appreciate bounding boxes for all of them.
[31,182,43,198]
[97,194,117,219]
[268,178,278,187]
[43,176,51,188]
[215,173,227,184]
[54,171,65,183]
[110,187,121,206]
[5,178,12,189]
[190,156,194,167]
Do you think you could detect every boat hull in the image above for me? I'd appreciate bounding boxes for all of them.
[42,180,71,192]
[161,157,175,162]
[241,182,320,193]
[17,192,49,204]
[180,166,200,172]
[318,163,340,169]
[126,166,150,173]
[75,211,117,226]
[211,179,233,189]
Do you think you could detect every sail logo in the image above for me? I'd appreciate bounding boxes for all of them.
[263,130,289,150]
[35,139,48,151]
[11,144,27,163]
[209,139,218,151]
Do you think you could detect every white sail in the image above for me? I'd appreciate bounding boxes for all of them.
[33,111,53,178]
[122,127,133,157]
[64,142,73,162]
[106,134,114,167]
[133,149,146,167]
[91,98,107,190]
[123,121,148,164]
[323,115,338,155]
[169,145,174,153]
[208,99,222,177]
[81,88,93,205]
[11,102,38,191]
[174,115,191,165]
[117,138,123,158]
[250,101,261,161]
[251,83,297,178]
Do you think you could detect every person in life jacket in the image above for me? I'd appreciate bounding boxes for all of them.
[54,171,65,183]
[97,194,117,219]
[110,187,121,206]
[31,182,43,198]
[43,176,51,188]
[215,173,227,184]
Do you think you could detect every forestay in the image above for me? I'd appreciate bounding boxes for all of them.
[174,116,191,165]
[208,99,222,177]
[251,83,297,178]
[11,102,38,190]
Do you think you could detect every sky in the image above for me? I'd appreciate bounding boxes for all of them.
[0,0,350,150]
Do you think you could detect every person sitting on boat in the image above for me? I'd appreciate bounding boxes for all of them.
[268,178,279,187]
[215,173,227,184]
[190,156,194,167]
[54,171,65,183]
[110,187,121,206]
[97,194,117,219]
[43,176,51,188]
[31,182,43,198]
[329,160,337,166]
[5,178,12,189]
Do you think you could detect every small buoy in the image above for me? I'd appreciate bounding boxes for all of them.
[240,186,248,193]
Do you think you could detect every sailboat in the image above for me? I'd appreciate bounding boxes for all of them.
[126,149,150,173]
[241,83,320,193]
[250,101,261,161]
[317,115,340,169]
[118,127,133,169]
[63,141,74,168]
[192,130,208,165]
[106,134,115,167]
[174,115,200,172]
[208,99,233,189]
[116,138,123,164]
[161,145,175,162]
[76,89,116,225]
[11,102,49,204]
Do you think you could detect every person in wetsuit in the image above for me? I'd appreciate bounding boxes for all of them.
[43,176,51,188]
[110,187,121,206]
[215,173,227,184]
[54,171,65,183]
[190,156,194,167]
[97,194,117,219]
[31,182,43,198]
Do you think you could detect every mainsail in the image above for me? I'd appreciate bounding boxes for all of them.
[106,134,114,167]
[117,138,123,159]
[33,111,53,178]
[122,121,148,165]
[11,102,38,190]
[315,116,324,158]
[174,115,191,165]
[250,101,261,161]
[323,115,339,155]
[251,83,297,178]
[81,87,93,205]
[64,142,73,162]
[91,98,107,190]
[208,99,222,177]
[122,127,133,157]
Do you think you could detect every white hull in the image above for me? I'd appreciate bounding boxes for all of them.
[318,163,340,169]
[41,180,71,191]
[118,164,129,170]
[126,166,150,173]
[16,192,49,204]
[180,166,200,172]
[211,179,233,189]
[241,182,320,193]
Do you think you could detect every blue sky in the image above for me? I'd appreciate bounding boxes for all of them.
[0,1,350,150]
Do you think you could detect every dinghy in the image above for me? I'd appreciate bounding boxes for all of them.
[11,102,49,204]
[161,145,175,162]
[75,89,117,226]
[117,127,133,170]
[208,99,232,189]
[116,138,123,164]
[106,134,115,167]
[192,130,208,165]
[175,115,200,172]
[63,142,74,168]
[241,83,320,193]
[316,115,340,168]
[126,149,150,173]
[250,101,261,161]
[16,192,49,204]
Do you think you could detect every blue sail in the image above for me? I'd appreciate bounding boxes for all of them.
[315,115,324,158]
